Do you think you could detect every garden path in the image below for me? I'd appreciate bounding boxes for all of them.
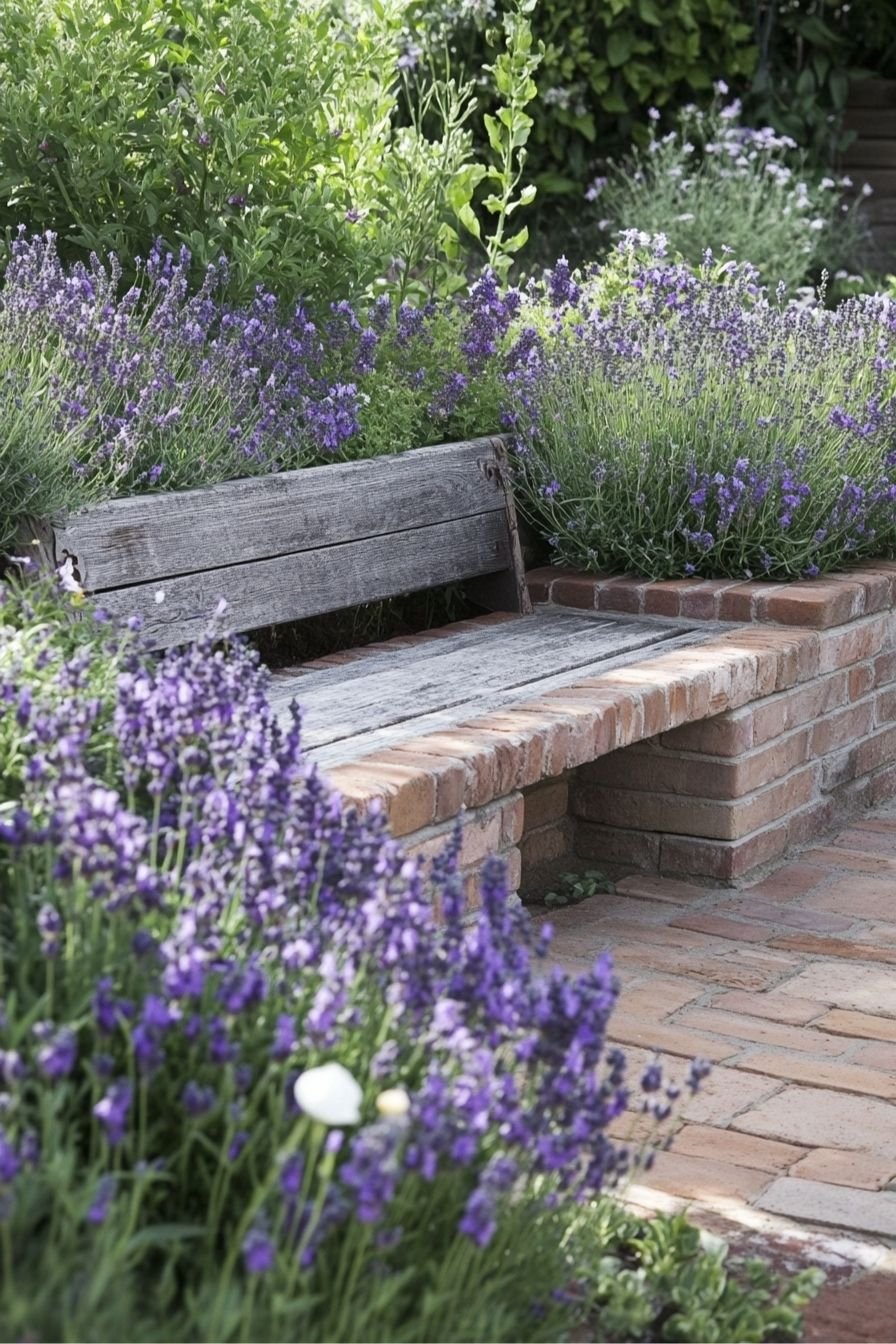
[538,803,896,1341]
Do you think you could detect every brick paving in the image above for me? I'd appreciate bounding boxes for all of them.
[538,803,896,1340]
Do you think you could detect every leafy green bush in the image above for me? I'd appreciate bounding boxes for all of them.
[588,95,864,290]
[407,0,757,196]
[0,0,482,304]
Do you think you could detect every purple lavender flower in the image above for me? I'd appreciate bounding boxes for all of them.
[93,1080,133,1147]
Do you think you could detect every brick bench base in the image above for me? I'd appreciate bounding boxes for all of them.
[323,564,896,903]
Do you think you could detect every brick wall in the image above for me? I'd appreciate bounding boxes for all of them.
[324,564,896,900]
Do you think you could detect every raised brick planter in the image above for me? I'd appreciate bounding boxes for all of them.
[320,564,896,898]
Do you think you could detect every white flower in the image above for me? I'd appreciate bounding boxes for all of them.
[862,182,874,197]
[56,556,83,596]
[294,1062,362,1126]
[820,176,835,189]
[154,589,166,604]
[375,1087,411,1119]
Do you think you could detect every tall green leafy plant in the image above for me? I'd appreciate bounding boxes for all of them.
[0,0,479,304]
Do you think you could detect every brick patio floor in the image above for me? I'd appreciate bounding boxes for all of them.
[538,803,896,1341]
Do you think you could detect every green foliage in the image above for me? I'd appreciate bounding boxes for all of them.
[750,1,896,161]
[409,0,757,196]
[0,0,482,304]
[543,870,615,909]
[574,1200,823,1342]
[591,98,864,291]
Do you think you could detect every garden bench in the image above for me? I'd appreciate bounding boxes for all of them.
[36,437,714,761]
[35,437,896,900]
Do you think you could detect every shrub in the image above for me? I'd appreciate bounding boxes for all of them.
[0,0,483,305]
[406,0,757,196]
[506,241,896,581]
[0,232,516,551]
[0,575,700,1342]
[586,94,865,291]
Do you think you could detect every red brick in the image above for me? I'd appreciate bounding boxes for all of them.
[661,710,753,758]
[672,1124,805,1172]
[670,913,770,943]
[501,793,525,846]
[727,896,854,934]
[523,778,569,833]
[618,977,705,1018]
[550,574,599,609]
[710,990,825,1026]
[758,580,865,629]
[679,579,744,620]
[640,1150,773,1201]
[745,861,829,903]
[818,616,889,675]
[769,931,896,965]
[818,1009,896,1043]
[520,823,570,870]
[849,663,875,701]
[873,649,896,687]
[524,565,564,603]
[717,582,767,621]
[750,672,848,745]
[575,821,661,870]
[581,764,818,842]
[661,824,790,882]
[852,1041,896,1072]
[789,1147,896,1191]
[608,1014,739,1063]
[855,723,896,775]
[737,1051,896,1100]
[594,576,648,614]
[591,730,813,800]
[811,701,875,757]
[615,874,711,905]
[679,1007,847,1056]
[642,579,702,617]
[460,714,546,789]
[394,731,498,808]
[324,758,436,837]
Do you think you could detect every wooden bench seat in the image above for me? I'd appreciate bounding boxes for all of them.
[270,606,714,770]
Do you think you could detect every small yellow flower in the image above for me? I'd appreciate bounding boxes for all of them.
[375,1087,410,1119]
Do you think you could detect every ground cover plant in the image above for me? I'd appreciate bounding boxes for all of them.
[0,575,823,1341]
[507,242,896,581]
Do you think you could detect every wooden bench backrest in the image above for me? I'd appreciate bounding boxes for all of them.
[43,437,531,648]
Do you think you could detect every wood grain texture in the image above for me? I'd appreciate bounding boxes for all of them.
[93,510,512,648]
[54,438,509,591]
[265,607,716,765]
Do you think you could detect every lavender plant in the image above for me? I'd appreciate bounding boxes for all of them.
[506,241,896,581]
[0,233,514,552]
[0,576,695,1342]
[587,92,867,292]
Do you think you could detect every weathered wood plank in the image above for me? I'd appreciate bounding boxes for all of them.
[93,510,512,648]
[269,610,706,750]
[272,607,631,695]
[294,626,717,768]
[55,438,509,591]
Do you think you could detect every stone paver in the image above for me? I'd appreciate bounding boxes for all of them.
[757,1179,896,1239]
[539,801,896,1336]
